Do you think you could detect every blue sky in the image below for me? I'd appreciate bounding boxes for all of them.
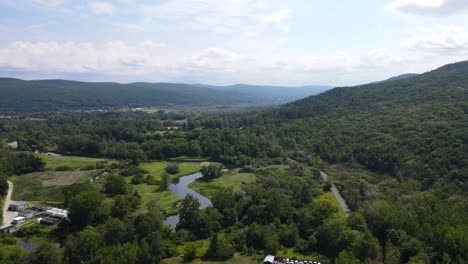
[1,0,468,86]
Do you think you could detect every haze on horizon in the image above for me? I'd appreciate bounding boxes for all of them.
[1,0,468,86]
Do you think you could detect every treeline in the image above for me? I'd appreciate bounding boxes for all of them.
[0,111,279,167]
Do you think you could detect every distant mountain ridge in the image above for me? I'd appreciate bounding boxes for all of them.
[279,60,468,119]
[385,73,419,81]
[0,78,332,112]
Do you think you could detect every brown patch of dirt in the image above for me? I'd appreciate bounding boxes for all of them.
[38,170,94,186]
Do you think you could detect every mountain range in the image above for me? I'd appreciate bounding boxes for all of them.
[0,78,332,112]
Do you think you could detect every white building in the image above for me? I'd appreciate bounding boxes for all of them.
[12,216,26,225]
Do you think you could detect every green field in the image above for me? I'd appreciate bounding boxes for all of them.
[128,180,181,216]
[163,254,260,264]
[189,169,256,199]
[12,170,95,205]
[140,161,202,182]
[35,154,112,171]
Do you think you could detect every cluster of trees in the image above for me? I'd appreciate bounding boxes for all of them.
[200,163,224,180]
[172,165,382,262]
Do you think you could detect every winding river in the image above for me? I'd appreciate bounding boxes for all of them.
[163,172,211,229]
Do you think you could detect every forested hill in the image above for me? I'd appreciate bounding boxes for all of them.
[278,60,467,119]
[0,78,332,112]
[268,60,467,183]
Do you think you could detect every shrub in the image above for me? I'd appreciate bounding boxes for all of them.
[165,164,180,175]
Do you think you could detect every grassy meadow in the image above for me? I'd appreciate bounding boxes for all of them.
[35,153,113,171]
[163,254,260,264]
[189,169,256,199]
[12,170,95,205]
[140,161,202,182]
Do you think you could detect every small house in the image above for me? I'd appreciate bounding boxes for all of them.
[263,255,275,264]
[40,217,61,226]
[44,207,68,219]
[18,210,35,219]
[12,216,26,225]
[0,226,17,234]
[9,201,29,212]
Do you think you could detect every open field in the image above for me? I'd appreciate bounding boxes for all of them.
[163,254,260,264]
[12,170,95,204]
[189,169,256,199]
[35,154,113,171]
[128,181,181,216]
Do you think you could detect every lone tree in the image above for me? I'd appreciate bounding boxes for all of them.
[160,172,171,190]
[165,163,180,174]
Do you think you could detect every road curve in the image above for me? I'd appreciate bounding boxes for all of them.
[320,171,351,216]
[1,181,16,228]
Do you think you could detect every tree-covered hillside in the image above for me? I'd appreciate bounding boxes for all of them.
[0,78,331,112]
[272,60,467,184]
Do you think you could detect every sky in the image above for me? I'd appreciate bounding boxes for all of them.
[1,0,468,86]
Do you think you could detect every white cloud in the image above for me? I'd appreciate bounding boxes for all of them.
[1,37,466,86]
[262,9,293,27]
[33,0,65,7]
[0,40,411,85]
[385,0,468,16]
[403,26,468,54]
[0,41,166,75]
[122,0,293,36]
[0,0,66,8]
[88,1,114,15]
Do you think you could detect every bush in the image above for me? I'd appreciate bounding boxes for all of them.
[183,243,197,262]
[165,164,180,175]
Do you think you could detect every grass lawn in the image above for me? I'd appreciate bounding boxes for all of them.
[35,154,113,171]
[12,170,95,205]
[189,169,256,199]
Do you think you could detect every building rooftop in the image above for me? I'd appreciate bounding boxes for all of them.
[263,255,323,264]
[10,201,29,205]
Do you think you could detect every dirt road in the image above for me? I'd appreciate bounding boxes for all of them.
[320,171,351,216]
[1,181,17,228]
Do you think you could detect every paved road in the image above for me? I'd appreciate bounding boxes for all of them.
[320,171,351,216]
[1,181,16,228]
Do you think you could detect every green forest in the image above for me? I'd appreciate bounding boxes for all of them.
[0,61,466,263]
